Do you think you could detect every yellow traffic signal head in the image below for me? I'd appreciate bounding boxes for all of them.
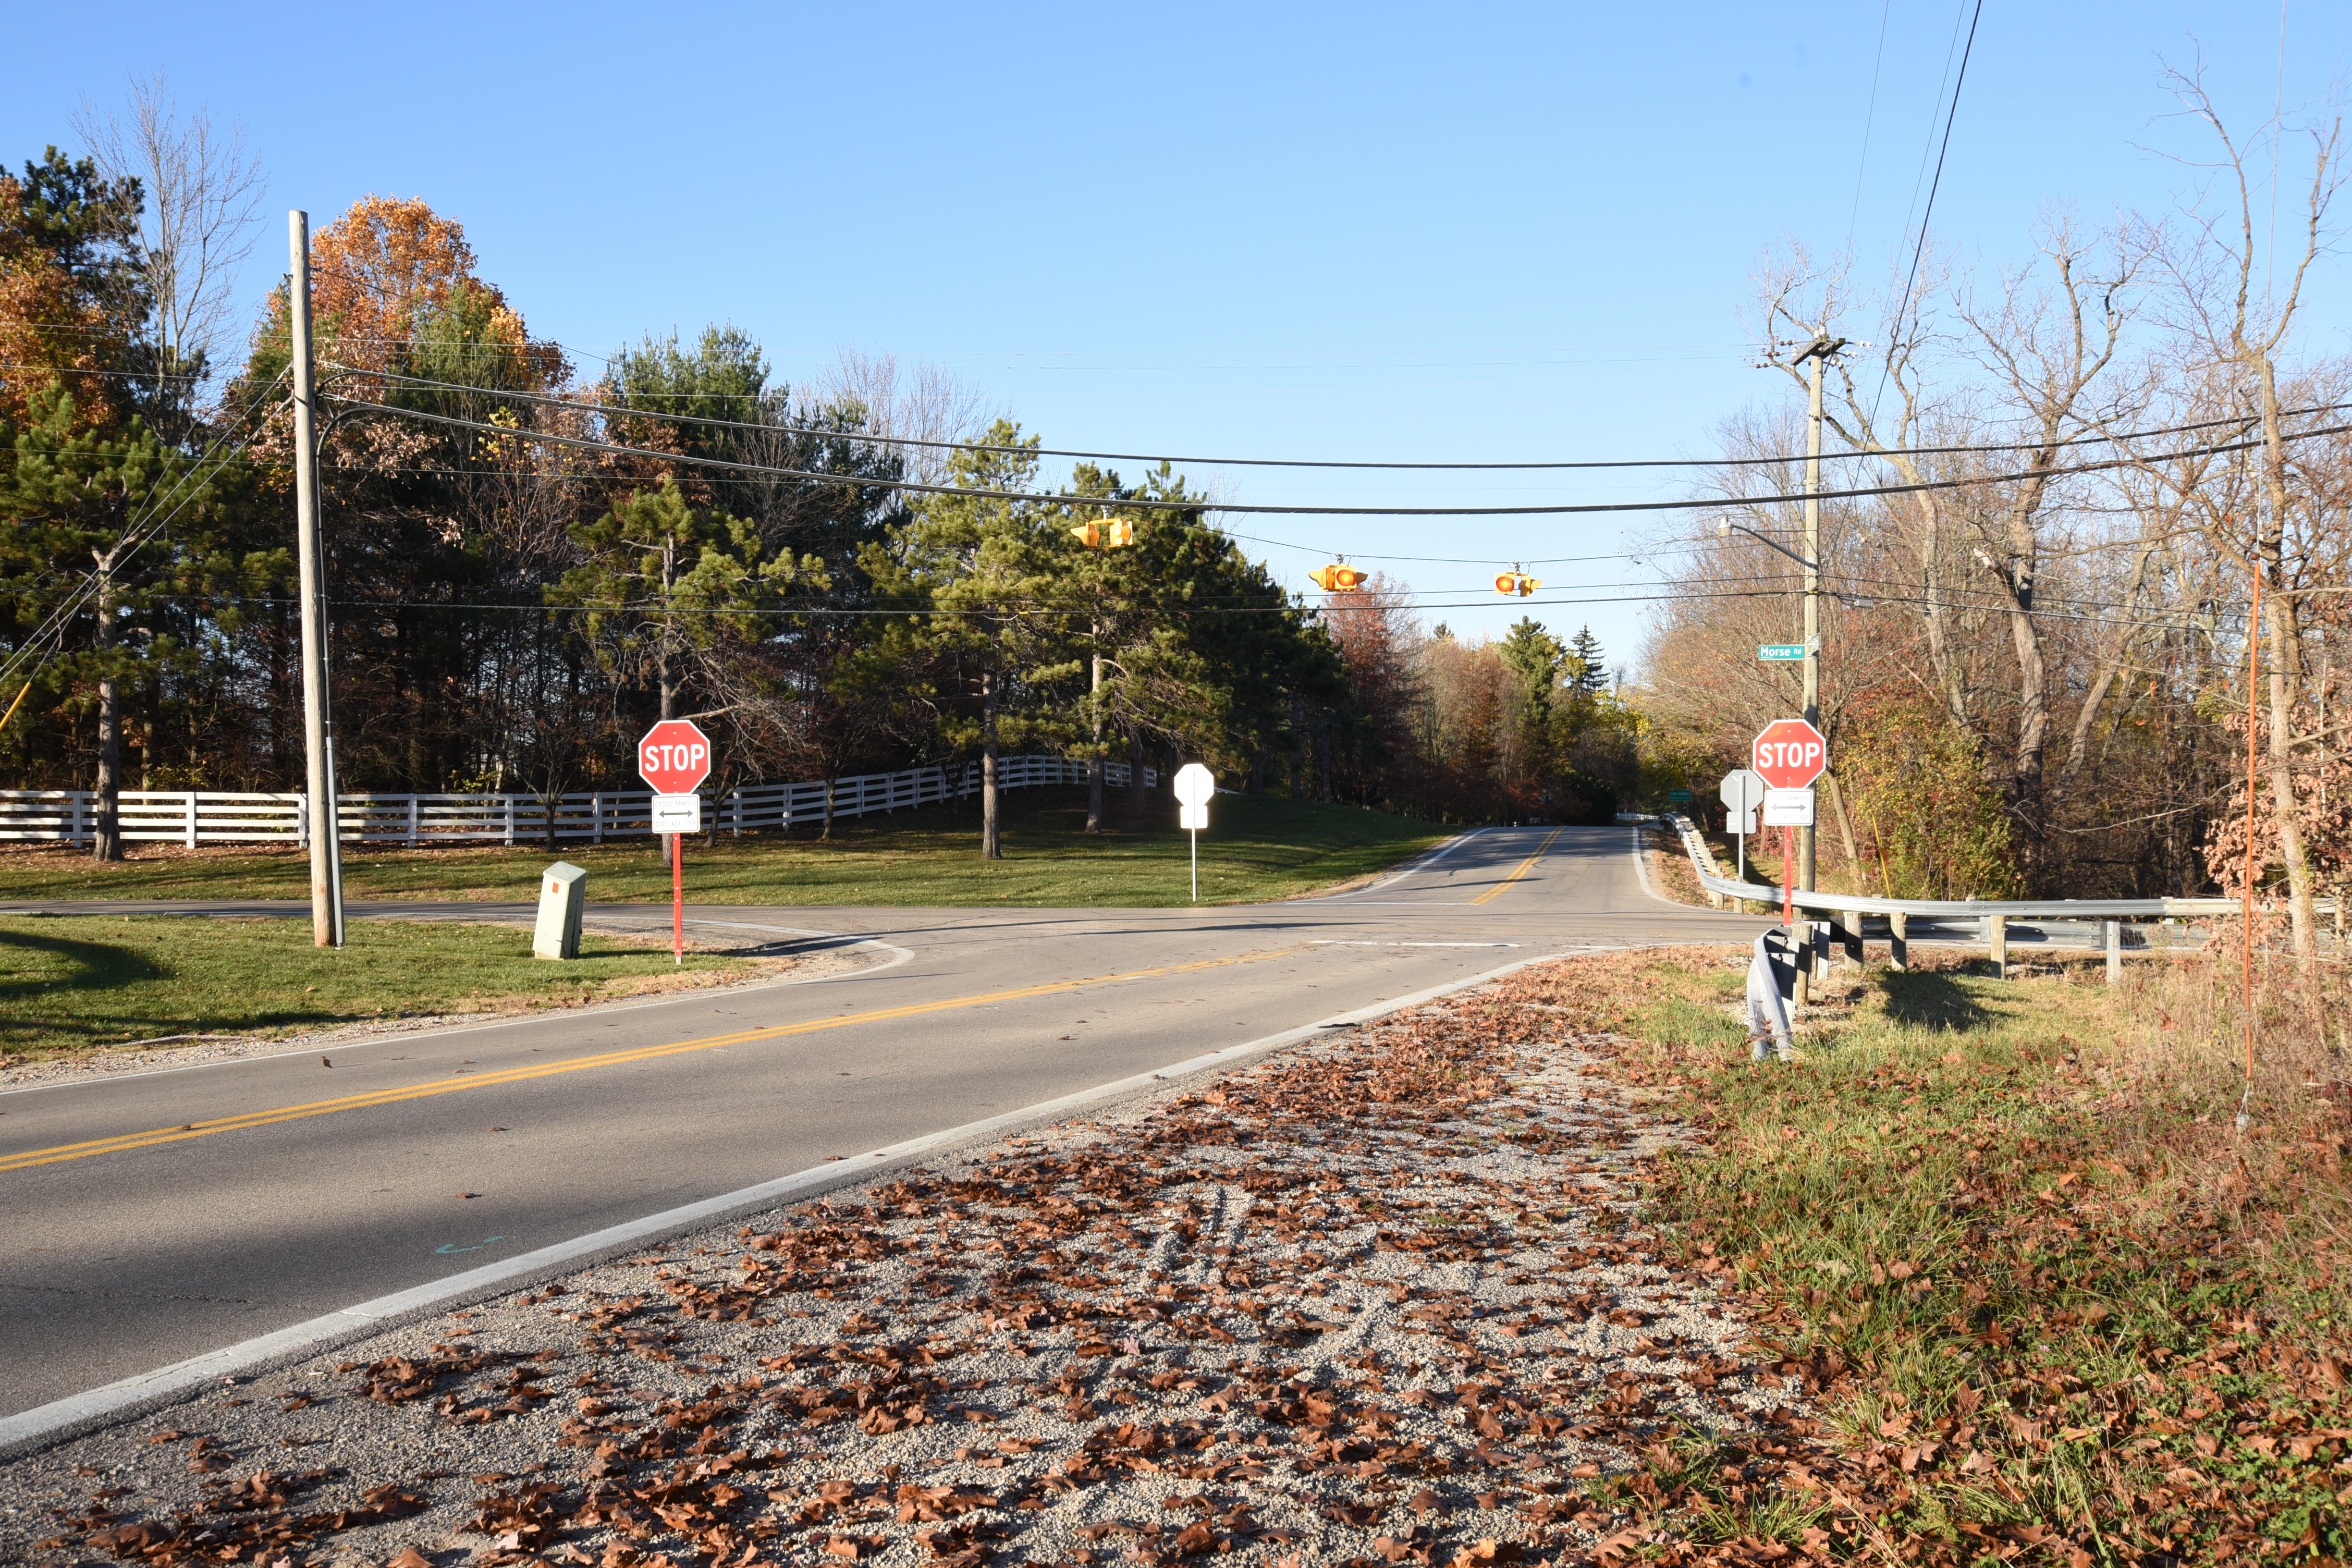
[1310,560,1366,592]
[1495,569,1540,597]
[1070,516,1136,549]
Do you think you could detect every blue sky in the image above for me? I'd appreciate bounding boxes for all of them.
[8,2,2346,674]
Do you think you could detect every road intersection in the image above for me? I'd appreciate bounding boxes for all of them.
[1,824,1762,1420]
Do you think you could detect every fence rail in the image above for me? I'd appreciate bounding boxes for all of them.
[0,756,1158,848]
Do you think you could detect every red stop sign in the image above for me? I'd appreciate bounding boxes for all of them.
[1751,718,1827,790]
[638,719,713,793]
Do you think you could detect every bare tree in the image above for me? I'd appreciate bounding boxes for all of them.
[72,72,266,431]
[803,348,995,485]
[2155,63,2347,971]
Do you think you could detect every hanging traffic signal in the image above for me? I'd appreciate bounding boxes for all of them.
[1069,516,1135,548]
[1309,560,1367,592]
[1495,567,1541,597]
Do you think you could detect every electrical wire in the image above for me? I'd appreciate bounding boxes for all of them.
[133,582,2214,639]
[341,362,2352,473]
[323,392,2352,520]
[0,370,293,695]
[1872,0,1985,424]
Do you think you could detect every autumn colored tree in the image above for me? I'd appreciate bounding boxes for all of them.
[0,148,148,431]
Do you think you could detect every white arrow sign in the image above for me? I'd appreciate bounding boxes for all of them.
[1762,787,1815,827]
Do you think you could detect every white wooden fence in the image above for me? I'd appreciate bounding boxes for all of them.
[0,755,1158,848]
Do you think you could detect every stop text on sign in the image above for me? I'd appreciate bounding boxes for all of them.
[1750,717,1828,790]
[637,718,714,795]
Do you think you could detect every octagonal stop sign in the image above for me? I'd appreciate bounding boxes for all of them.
[638,719,713,794]
[1751,717,1827,791]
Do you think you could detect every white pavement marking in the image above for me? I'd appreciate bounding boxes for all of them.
[0,921,913,1102]
[1308,941,1519,948]
[1306,829,1482,899]
[1628,823,1688,909]
[0,945,1583,1459]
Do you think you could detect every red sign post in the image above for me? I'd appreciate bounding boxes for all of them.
[639,720,712,964]
[1752,718,1828,927]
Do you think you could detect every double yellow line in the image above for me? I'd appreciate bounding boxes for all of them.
[1,945,1302,1174]
[1469,828,1562,905]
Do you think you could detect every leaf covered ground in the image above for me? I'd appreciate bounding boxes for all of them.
[3,960,1808,1568]
[8,946,2344,1566]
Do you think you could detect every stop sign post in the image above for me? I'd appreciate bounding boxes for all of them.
[1750,718,1827,927]
[639,720,713,964]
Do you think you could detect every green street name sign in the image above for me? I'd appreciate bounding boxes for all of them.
[1758,643,1805,662]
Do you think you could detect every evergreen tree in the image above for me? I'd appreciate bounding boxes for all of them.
[1566,625,1607,695]
[873,421,1074,860]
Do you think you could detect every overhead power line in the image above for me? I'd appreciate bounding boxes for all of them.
[0,370,294,697]
[323,393,2352,520]
[1873,0,1985,422]
[340,363,2350,473]
[131,582,2212,641]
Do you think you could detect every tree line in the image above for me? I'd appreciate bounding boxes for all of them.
[1,90,1628,859]
[1637,71,2352,969]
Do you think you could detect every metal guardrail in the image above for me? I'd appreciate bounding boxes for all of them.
[1657,814,2262,921]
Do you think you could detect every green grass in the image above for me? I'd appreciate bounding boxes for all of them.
[0,788,1446,908]
[1512,947,2352,1559]
[0,915,757,1060]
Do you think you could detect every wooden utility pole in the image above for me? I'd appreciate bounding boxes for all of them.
[1795,335,1844,896]
[290,210,344,947]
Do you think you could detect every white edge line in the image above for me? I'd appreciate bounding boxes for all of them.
[0,944,1580,1459]
[0,922,914,1101]
[1628,822,1688,910]
[1305,828,1482,900]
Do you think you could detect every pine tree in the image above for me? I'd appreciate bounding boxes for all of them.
[1567,625,1607,695]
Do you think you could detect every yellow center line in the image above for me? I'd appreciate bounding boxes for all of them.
[0,944,1308,1174]
[1468,829,1563,905]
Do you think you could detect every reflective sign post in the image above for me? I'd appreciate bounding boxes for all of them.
[1173,764,1215,902]
[1718,768,1765,881]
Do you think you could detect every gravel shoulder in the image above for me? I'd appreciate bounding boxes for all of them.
[2,955,1813,1567]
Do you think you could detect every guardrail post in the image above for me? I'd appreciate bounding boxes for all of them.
[1839,919,1862,969]
[2104,920,2122,986]
[1988,914,2008,979]
[1889,912,1907,972]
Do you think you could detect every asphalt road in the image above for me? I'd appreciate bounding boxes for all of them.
[0,824,1762,1417]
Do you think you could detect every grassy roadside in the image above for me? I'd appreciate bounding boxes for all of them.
[1504,946,2352,1561]
[0,788,1446,908]
[0,915,761,1061]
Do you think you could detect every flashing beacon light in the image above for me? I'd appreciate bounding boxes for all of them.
[1069,513,1136,548]
[1495,565,1541,597]
[1309,558,1367,592]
